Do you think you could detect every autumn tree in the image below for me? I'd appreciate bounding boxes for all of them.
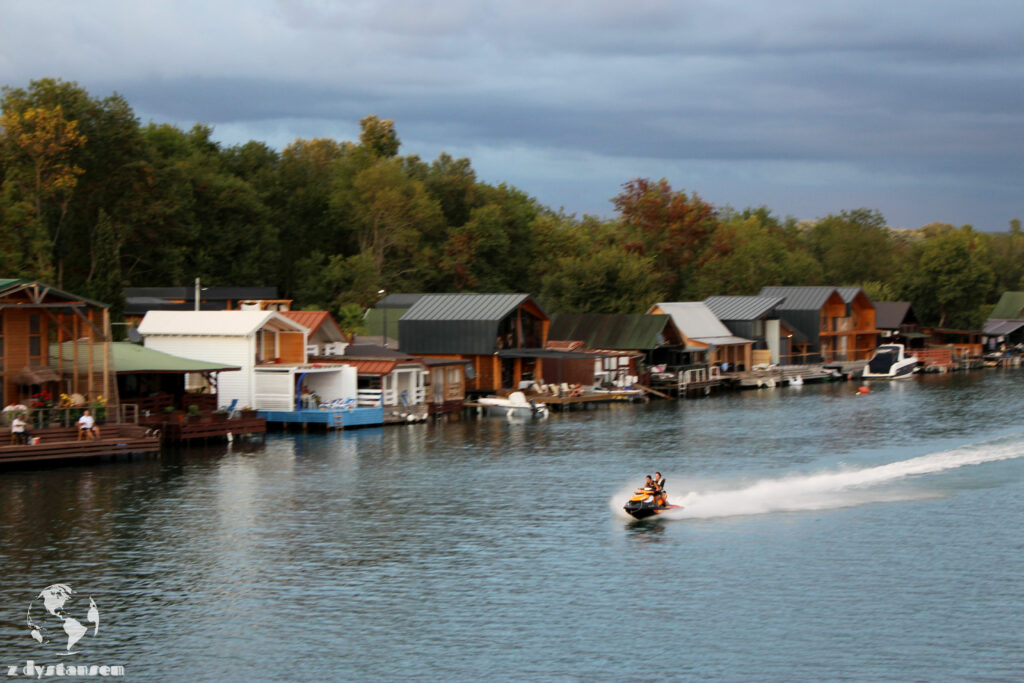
[612,178,718,299]
[0,92,87,280]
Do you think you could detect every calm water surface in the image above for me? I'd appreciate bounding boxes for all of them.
[1,372,1023,681]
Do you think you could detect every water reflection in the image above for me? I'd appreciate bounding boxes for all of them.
[1,373,1023,680]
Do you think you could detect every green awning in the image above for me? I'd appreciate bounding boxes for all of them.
[52,342,240,374]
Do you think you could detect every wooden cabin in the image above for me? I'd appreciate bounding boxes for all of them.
[281,310,348,356]
[647,302,754,371]
[546,313,684,384]
[138,310,353,410]
[0,279,118,420]
[759,287,880,363]
[397,293,550,393]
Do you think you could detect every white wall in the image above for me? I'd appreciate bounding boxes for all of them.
[144,335,255,407]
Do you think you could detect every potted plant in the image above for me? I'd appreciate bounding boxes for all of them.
[239,406,258,419]
[186,404,201,423]
[212,409,229,423]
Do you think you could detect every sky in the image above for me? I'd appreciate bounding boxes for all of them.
[2,0,1024,230]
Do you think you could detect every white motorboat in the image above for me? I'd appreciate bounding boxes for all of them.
[477,391,549,419]
[862,344,919,379]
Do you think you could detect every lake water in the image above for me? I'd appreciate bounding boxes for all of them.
[1,371,1023,681]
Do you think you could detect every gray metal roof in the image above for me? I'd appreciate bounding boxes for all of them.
[836,286,869,304]
[377,293,428,309]
[984,319,1024,336]
[704,296,784,321]
[758,286,838,311]
[401,293,536,321]
[649,302,752,342]
[874,301,914,330]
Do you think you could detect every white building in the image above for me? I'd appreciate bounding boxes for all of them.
[137,311,355,410]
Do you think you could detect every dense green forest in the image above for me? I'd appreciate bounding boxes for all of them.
[2,79,1019,329]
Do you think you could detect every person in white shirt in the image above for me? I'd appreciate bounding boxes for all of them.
[77,409,98,440]
[11,414,27,445]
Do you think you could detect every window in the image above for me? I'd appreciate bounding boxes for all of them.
[28,315,41,358]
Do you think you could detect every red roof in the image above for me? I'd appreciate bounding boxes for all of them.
[280,310,344,339]
[344,359,397,375]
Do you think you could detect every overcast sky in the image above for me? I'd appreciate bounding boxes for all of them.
[3,0,1023,229]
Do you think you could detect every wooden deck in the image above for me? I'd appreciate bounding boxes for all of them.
[144,416,267,442]
[0,424,160,467]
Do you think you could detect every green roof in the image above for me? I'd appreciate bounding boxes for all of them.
[53,342,240,374]
[989,291,1024,320]
[548,313,674,350]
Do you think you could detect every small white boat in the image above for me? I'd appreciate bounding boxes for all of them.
[862,344,919,379]
[477,391,549,419]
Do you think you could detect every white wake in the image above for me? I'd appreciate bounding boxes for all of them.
[615,436,1024,521]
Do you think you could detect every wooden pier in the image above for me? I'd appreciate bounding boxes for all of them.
[0,424,160,467]
[147,415,267,442]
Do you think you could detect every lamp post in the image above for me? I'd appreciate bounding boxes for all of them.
[377,289,387,349]
[195,277,200,312]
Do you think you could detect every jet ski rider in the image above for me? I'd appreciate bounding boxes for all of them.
[651,472,667,507]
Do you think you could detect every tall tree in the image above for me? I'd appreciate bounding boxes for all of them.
[691,208,822,298]
[899,225,995,328]
[803,208,897,285]
[612,178,718,299]
[0,97,86,281]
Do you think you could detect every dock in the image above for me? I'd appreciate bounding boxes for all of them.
[260,406,385,430]
[0,424,160,467]
[147,415,267,442]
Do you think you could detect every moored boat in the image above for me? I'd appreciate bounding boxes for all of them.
[862,344,919,379]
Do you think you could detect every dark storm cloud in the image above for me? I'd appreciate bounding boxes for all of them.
[3,0,1024,227]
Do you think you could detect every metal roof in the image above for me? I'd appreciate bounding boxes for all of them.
[758,286,838,311]
[377,293,429,309]
[125,286,279,300]
[703,296,784,321]
[138,311,308,337]
[548,313,674,350]
[401,293,537,321]
[989,291,1024,320]
[836,286,868,304]
[52,342,240,374]
[648,302,737,339]
[984,320,1024,336]
[873,301,914,330]
[690,335,755,347]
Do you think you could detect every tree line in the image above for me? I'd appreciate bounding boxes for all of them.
[2,78,1018,330]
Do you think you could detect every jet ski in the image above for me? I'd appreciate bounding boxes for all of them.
[623,487,682,520]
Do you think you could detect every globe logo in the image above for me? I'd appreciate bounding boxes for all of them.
[26,584,100,654]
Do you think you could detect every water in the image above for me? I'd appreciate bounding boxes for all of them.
[1,372,1023,681]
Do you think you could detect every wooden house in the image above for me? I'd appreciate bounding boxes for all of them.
[332,344,428,411]
[138,310,355,410]
[874,302,926,348]
[546,313,684,384]
[759,286,879,362]
[421,357,466,415]
[0,279,117,416]
[281,310,348,356]
[703,295,806,366]
[646,302,754,370]
[397,293,549,393]
[984,291,1024,349]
